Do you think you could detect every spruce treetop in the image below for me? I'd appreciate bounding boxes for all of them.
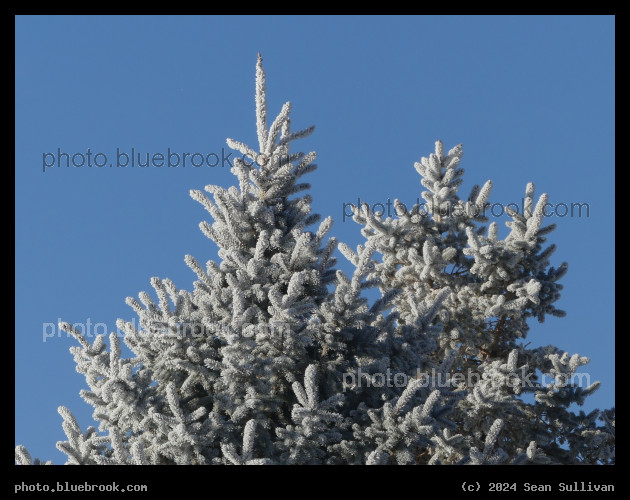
[16,55,614,466]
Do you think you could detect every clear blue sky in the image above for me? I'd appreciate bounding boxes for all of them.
[15,15,614,463]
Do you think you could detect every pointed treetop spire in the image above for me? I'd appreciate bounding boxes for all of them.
[255,53,267,151]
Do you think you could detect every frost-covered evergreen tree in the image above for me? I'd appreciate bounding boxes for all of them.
[346,142,615,464]
[16,55,614,465]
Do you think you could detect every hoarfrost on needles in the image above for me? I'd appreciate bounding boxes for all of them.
[16,55,614,465]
